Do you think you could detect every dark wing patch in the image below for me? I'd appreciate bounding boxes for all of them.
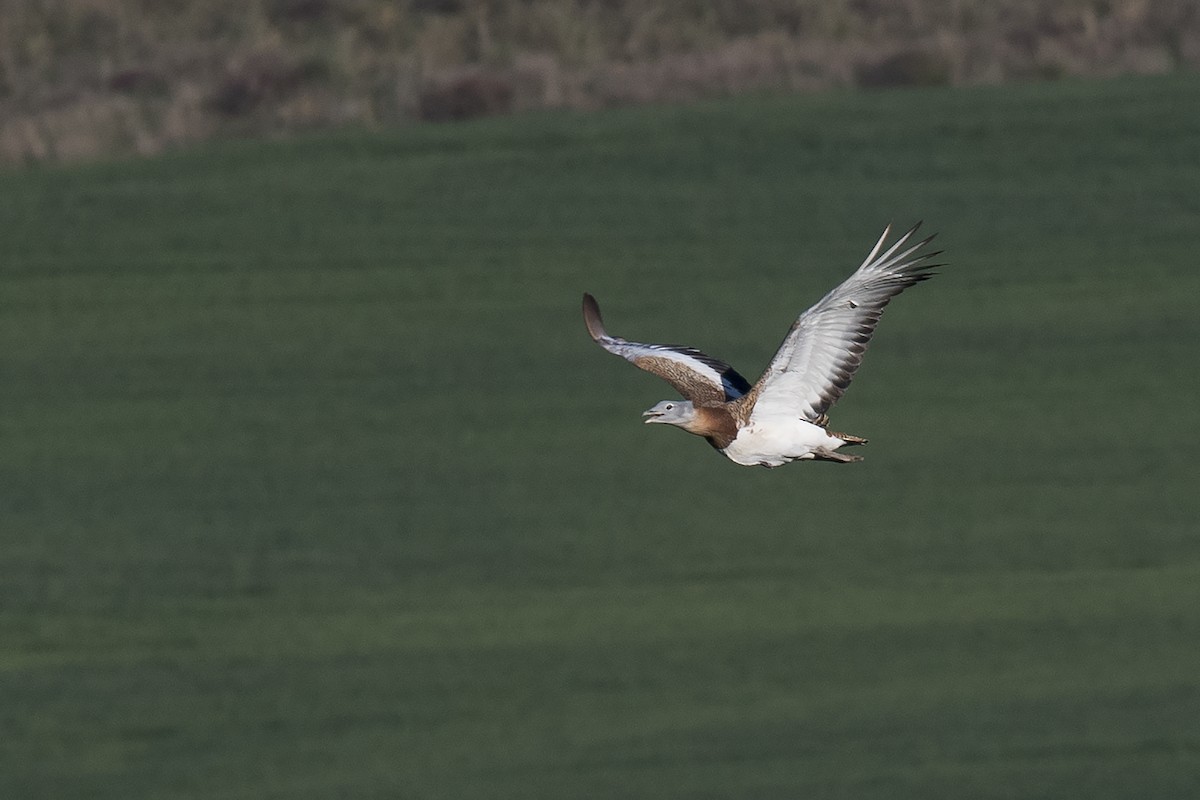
[582,293,750,404]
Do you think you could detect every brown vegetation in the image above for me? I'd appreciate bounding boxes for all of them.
[1,0,1197,165]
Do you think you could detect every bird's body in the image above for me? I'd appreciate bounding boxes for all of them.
[583,223,941,468]
[721,417,855,468]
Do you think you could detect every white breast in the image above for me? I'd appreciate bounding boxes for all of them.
[721,418,844,467]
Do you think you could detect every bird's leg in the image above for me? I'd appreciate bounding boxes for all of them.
[812,447,863,463]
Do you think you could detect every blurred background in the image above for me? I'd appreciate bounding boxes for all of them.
[3,0,1200,164]
[2,2,1200,799]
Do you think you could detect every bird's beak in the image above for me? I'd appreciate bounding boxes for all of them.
[642,408,665,424]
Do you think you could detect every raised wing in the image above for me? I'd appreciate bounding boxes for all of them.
[583,293,751,405]
[738,223,940,424]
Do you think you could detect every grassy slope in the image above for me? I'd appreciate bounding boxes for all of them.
[2,74,1199,798]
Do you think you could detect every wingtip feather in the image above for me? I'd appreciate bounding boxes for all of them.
[862,223,893,266]
[582,292,609,342]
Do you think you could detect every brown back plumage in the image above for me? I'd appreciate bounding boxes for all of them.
[582,293,751,405]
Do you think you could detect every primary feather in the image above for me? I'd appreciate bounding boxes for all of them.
[582,292,751,405]
[737,222,940,425]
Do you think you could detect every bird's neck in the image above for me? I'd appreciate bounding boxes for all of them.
[682,404,738,449]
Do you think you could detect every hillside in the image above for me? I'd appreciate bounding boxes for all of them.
[3,0,1199,164]
[2,74,1200,797]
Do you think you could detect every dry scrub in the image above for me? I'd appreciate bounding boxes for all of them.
[1,0,1197,164]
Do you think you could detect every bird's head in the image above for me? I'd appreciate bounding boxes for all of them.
[642,400,696,427]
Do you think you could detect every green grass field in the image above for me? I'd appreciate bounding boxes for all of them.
[3,74,1200,798]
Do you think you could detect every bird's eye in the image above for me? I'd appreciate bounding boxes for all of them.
[665,403,674,410]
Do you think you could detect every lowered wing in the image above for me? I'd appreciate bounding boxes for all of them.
[582,293,751,405]
[738,223,940,424]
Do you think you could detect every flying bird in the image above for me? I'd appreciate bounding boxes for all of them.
[582,223,941,467]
